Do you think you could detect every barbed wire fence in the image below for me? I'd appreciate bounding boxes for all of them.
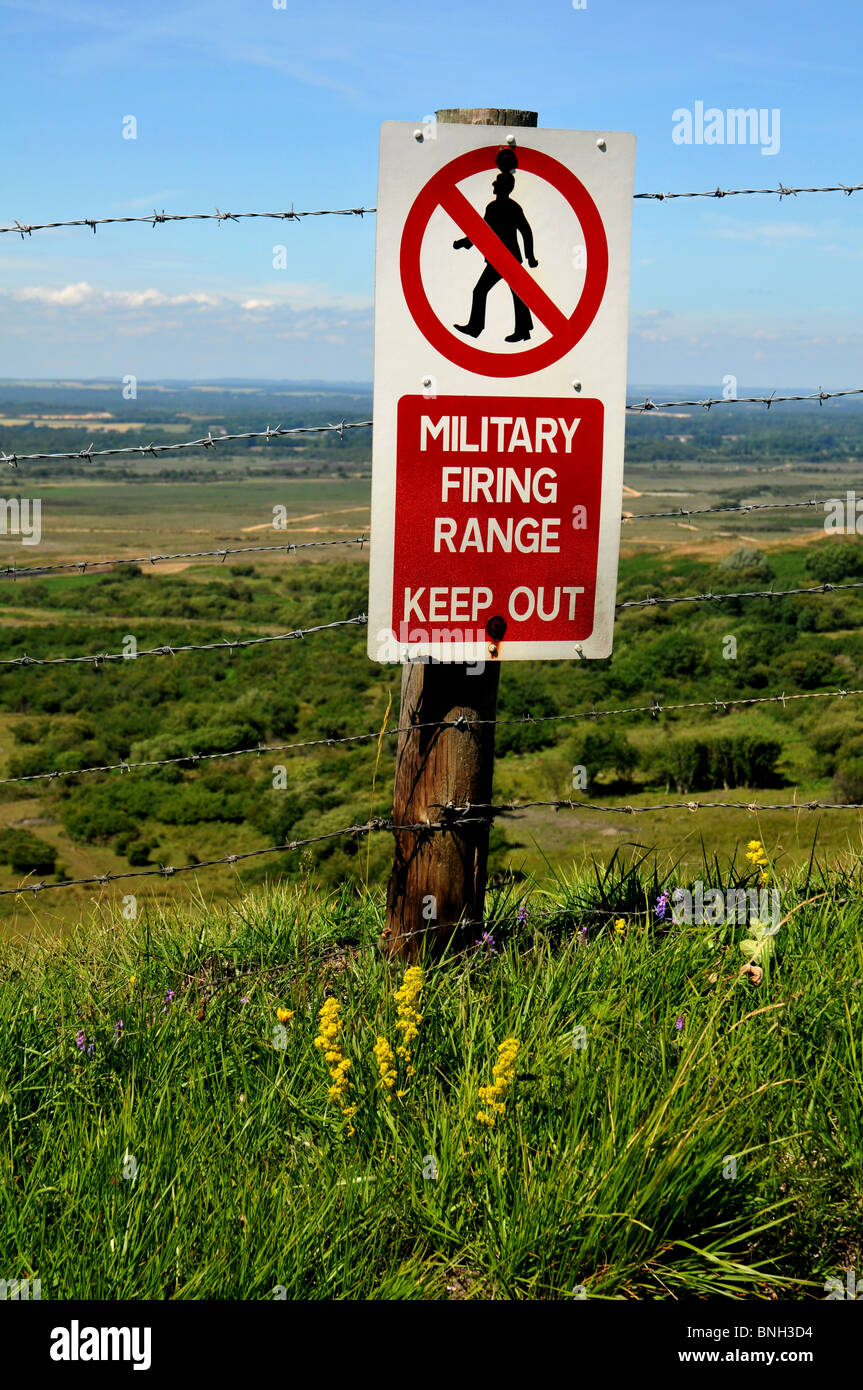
[3,179,863,239]
[3,179,863,906]
[1,386,860,470]
[1,684,860,789]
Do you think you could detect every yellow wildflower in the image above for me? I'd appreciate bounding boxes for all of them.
[477,1037,520,1128]
[314,997,354,1126]
[276,1007,293,1024]
[341,1104,357,1137]
[373,1036,397,1098]
[394,965,424,1068]
[613,917,626,936]
[745,839,769,882]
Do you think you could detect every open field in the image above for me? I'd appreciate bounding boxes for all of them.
[1,388,863,938]
[0,454,856,577]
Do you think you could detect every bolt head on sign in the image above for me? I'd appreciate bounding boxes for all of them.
[368,121,636,662]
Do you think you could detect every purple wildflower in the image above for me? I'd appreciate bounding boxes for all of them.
[578,923,588,944]
[113,1020,124,1041]
[517,903,530,927]
[675,1015,684,1031]
[163,989,175,1014]
[86,1041,96,1057]
[241,995,249,1005]
[75,1029,86,1051]
[655,891,670,920]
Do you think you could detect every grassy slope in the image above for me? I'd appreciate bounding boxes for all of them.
[0,859,860,1300]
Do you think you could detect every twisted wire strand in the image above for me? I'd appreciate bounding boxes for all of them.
[0,418,371,468]
[0,614,367,669]
[3,181,862,241]
[0,536,369,580]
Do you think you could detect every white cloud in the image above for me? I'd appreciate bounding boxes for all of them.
[6,280,371,316]
[11,282,222,309]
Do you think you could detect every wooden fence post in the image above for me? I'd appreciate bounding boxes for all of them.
[382,106,539,961]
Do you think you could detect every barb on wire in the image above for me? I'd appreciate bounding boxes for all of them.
[0,535,370,581]
[0,206,377,237]
[0,615,367,670]
[0,418,372,468]
[616,578,863,611]
[626,386,863,413]
[4,684,860,788]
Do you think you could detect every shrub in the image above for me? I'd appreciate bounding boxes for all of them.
[804,541,863,584]
[717,548,775,584]
[126,841,152,866]
[569,727,638,790]
[831,759,863,804]
[0,828,58,876]
[649,731,782,793]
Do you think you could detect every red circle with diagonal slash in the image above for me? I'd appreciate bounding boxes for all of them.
[400,144,608,377]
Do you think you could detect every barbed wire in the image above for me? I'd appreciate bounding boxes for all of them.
[633,182,863,202]
[439,798,863,817]
[5,793,863,898]
[0,206,376,237]
[0,614,367,670]
[0,418,372,468]
[0,536,370,581]
[3,683,860,789]
[616,578,863,611]
[2,385,859,471]
[625,386,863,413]
[622,496,830,523]
[0,495,836,585]
[0,816,484,899]
[3,182,861,241]
[0,820,387,897]
[0,578,853,672]
[0,578,852,672]
[0,494,833,584]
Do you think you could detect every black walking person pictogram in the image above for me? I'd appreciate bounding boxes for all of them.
[452,147,539,343]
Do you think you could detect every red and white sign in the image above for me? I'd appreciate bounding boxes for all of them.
[369,121,636,663]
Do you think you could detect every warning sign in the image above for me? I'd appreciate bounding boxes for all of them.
[369,121,636,663]
[392,395,603,649]
[399,144,609,377]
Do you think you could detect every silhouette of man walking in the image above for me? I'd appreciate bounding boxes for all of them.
[453,169,539,342]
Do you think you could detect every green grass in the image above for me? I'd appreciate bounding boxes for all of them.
[1,855,860,1300]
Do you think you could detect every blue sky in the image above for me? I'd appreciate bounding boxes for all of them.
[1,0,861,387]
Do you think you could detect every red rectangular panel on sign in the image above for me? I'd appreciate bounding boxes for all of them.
[392,395,603,647]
